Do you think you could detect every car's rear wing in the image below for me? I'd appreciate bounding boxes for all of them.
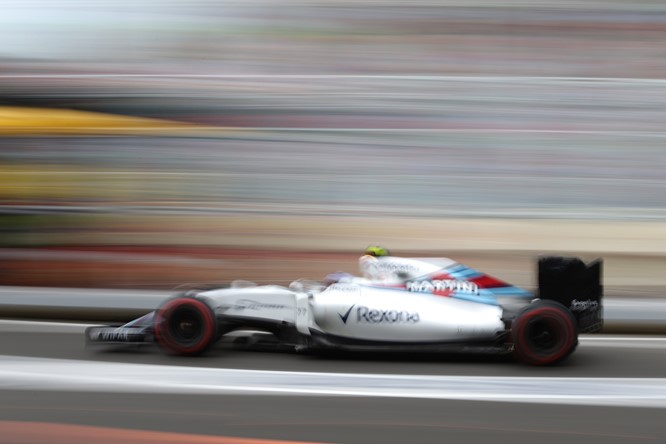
[537,256,603,333]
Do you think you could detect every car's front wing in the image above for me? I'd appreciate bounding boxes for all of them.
[86,312,155,346]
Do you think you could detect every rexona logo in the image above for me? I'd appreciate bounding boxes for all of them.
[339,304,420,324]
[406,280,479,294]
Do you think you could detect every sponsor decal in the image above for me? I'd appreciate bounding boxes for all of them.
[338,305,420,324]
[330,284,359,293]
[232,299,288,311]
[89,327,139,342]
[406,279,479,294]
[570,299,600,311]
[456,326,498,335]
[338,304,356,323]
[376,262,418,273]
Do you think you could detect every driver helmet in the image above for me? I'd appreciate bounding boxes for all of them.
[364,245,390,257]
[360,245,390,280]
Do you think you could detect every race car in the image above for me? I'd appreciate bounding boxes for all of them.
[86,252,603,365]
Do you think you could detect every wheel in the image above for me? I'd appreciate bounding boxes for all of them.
[154,297,217,356]
[511,300,578,366]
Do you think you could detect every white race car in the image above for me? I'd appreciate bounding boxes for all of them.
[87,253,603,365]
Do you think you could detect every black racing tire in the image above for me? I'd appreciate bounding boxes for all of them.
[154,297,217,356]
[511,300,578,366]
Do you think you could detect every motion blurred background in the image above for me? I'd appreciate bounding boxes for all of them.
[1,0,665,294]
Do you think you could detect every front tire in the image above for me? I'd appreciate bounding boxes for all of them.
[511,300,578,366]
[154,297,217,356]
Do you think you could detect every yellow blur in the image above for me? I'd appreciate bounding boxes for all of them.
[0,106,195,136]
[0,165,195,200]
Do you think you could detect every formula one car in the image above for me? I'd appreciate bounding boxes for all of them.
[86,253,603,365]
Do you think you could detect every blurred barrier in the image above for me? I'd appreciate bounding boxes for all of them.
[0,286,166,323]
[1,247,665,299]
[0,285,664,333]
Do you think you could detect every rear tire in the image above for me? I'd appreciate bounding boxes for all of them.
[511,300,578,366]
[154,297,217,356]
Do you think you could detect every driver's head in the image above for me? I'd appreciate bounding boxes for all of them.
[364,245,390,257]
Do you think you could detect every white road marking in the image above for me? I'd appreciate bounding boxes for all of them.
[0,354,665,408]
[581,336,666,341]
[579,336,666,349]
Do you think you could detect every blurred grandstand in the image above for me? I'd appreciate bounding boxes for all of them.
[1,0,665,289]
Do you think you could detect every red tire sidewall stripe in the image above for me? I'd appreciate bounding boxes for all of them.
[514,306,576,365]
[155,298,215,354]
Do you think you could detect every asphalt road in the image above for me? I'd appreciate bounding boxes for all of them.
[0,321,665,443]
[1,391,663,444]
[0,324,665,378]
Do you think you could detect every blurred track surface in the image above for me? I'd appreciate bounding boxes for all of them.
[0,321,665,443]
[0,321,665,378]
